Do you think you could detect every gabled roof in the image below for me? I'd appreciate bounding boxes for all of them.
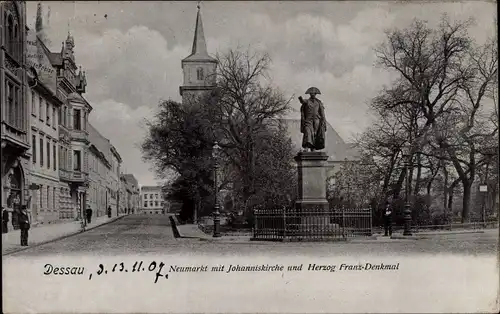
[182,6,217,63]
[48,52,62,66]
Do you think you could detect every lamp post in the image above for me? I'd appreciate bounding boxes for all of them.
[212,141,221,238]
[402,148,412,236]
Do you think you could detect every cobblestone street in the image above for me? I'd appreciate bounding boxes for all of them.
[6,215,498,257]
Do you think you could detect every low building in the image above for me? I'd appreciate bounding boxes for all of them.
[87,123,122,217]
[140,186,168,215]
[121,174,140,214]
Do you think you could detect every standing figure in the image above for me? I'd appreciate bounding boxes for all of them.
[107,206,112,218]
[19,205,30,246]
[298,87,327,152]
[2,206,9,233]
[383,202,393,236]
[86,206,93,224]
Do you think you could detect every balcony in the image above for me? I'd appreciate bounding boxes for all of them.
[59,169,88,185]
[70,129,89,143]
[1,122,29,152]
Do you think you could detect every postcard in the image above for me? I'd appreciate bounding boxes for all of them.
[2,1,498,313]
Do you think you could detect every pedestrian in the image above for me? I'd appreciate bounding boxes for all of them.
[2,206,9,234]
[86,206,93,224]
[107,206,112,218]
[383,202,393,237]
[19,205,30,246]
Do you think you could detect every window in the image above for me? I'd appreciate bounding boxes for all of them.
[58,107,62,125]
[32,135,37,164]
[197,67,204,80]
[144,194,147,199]
[52,106,56,128]
[6,15,13,56]
[46,103,51,125]
[83,111,86,130]
[63,106,67,126]
[40,137,44,167]
[73,109,81,130]
[155,201,158,207]
[39,185,43,209]
[47,140,51,169]
[47,186,51,210]
[73,150,81,171]
[53,143,57,170]
[149,201,153,207]
[59,146,63,169]
[6,82,21,129]
[39,97,44,121]
[53,187,56,211]
[144,202,148,208]
[31,91,36,116]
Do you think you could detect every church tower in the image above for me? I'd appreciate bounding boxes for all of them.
[179,4,218,104]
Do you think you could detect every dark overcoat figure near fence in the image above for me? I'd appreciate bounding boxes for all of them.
[2,207,9,233]
[107,206,112,218]
[86,206,93,224]
[19,205,30,246]
[383,203,393,236]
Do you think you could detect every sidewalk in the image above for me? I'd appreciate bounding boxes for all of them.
[175,224,423,244]
[2,214,128,255]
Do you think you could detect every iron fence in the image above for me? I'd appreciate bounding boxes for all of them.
[253,207,373,241]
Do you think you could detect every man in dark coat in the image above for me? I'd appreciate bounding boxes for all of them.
[19,205,30,246]
[107,206,112,218]
[383,202,393,237]
[2,206,9,234]
[86,206,93,224]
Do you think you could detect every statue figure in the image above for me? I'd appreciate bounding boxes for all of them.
[298,87,327,152]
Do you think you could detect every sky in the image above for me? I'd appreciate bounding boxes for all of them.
[26,1,497,187]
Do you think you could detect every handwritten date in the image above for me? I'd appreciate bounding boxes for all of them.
[88,261,169,283]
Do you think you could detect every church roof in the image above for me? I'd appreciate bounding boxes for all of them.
[182,6,217,63]
[281,119,360,161]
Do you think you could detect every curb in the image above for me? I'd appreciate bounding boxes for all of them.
[415,230,485,236]
[2,215,127,256]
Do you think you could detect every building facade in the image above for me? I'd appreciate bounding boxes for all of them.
[120,174,140,214]
[87,123,122,217]
[1,2,139,230]
[28,49,63,224]
[140,186,168,215]
[1,1,31,231]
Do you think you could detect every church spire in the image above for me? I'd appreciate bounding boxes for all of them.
[182,3,215,62]
[191,4,208,57]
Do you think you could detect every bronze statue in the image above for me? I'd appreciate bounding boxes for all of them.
[298,87,327,152]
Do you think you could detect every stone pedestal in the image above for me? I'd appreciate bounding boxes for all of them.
[293,152,337,235]
[294,151,329,211]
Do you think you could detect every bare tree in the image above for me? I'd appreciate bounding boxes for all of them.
[212,48,294,211]
[373,16,497,222]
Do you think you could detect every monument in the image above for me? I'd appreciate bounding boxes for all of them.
[294,87,329,211]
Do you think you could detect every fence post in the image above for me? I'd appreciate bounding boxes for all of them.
[369,208,373,236]
[342,207,346,238]
[283,208,287,241]
[253,209,257,239]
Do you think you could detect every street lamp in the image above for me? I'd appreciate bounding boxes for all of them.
[402,147,412,236]
[212,141,222,238]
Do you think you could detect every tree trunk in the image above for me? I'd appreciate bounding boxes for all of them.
[443,166,449,209]
[392,167,407,202]
[414,153,422,196]
[461,181,473,223]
